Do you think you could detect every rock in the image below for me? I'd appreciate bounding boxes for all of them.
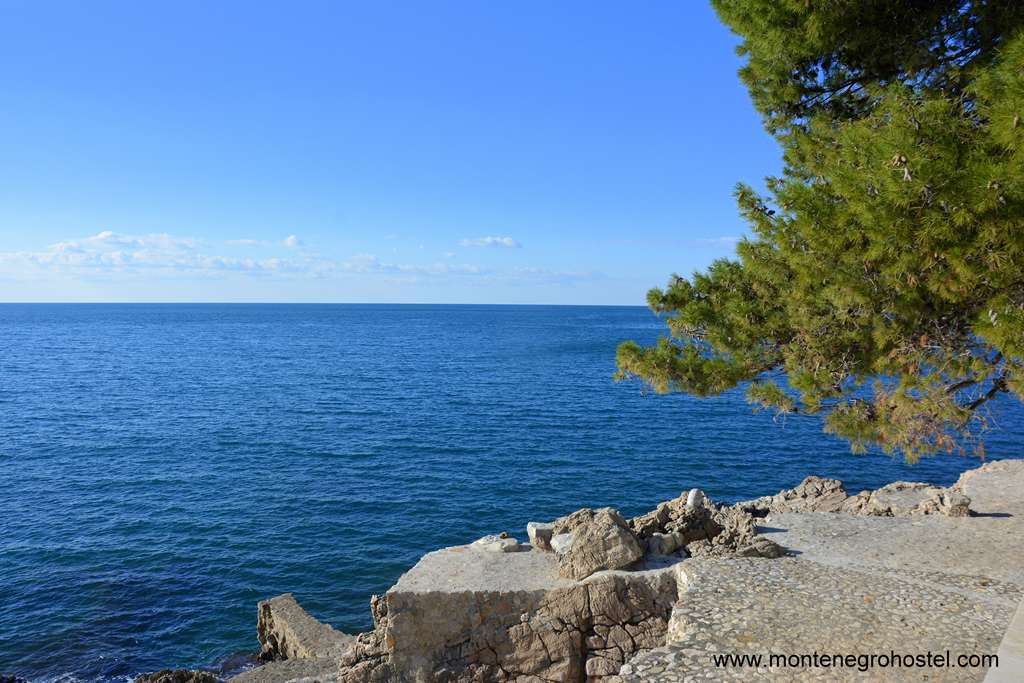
[526,522,554,550]
[226,658,339,683]
[738,475,973,519]
[335,542,681,682]
[736,475,848,515]
[471,534,522,552]
[256,593,354,662]
[645,531,686,556]
[685,488,705,510]
[135,670,221,683]
[550,532,574,554]
[842,482,973,517]
[629,494,721,545]
[551,508,644,580]
[937,490,971,517]
[734,536,787,558]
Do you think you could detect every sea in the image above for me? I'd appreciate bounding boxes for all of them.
[1,304,1020,681]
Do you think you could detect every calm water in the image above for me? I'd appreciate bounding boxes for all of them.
[1,304,1020,681]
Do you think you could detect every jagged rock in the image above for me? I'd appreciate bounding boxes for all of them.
[526,522,554,550]
[736,475,849,516]
[550,508,643,580]
[842,482,972,517]
[335,543,681,682]
[257,593,354,662]
[471,534,522,552]
[629,494,721,546]
[135,670,221,683]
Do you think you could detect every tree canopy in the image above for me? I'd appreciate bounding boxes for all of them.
[616,1,1024,461]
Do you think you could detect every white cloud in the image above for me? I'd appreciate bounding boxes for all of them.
[0,230,607,292]
[283,235,302,248]
[460,236,521,248]
[225,238,265,246]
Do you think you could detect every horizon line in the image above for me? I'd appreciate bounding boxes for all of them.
[0,301,650,307]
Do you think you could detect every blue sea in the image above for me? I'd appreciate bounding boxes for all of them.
[1,304,1020,681]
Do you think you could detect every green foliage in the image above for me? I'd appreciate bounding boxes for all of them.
[617,2,1024,461]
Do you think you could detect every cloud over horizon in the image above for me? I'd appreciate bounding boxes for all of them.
[0,230,601,295]
[459,236,521,248]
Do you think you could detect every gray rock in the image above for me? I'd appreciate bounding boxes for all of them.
[526,522,554,551]
[256,594,354,662]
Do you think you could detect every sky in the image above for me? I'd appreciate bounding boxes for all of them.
[0,1,781,304]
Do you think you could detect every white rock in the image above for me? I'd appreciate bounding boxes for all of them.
[550,532,574,555]
[527,522,554,551]
[472,535,521,553]
[685,488,706,510]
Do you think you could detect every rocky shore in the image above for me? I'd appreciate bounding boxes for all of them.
[143,459,1024,682]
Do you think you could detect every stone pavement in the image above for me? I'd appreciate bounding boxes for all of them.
[621,460,1024,682]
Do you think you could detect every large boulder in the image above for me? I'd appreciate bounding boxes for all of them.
[551,508,644,580]
[256,593,354,662]
[335,542,682,682]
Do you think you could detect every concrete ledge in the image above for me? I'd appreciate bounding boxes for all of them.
[984,597,1024,682]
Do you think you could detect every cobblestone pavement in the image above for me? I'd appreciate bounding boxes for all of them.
[619,460,1024,682]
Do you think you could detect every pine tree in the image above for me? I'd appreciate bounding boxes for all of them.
[616,1,1024,461]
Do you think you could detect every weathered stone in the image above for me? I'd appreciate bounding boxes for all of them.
[733,535,787,559]
[257,593,354,662]
[135,670,221,683]
[842,481,973,517]
[471,534,522,552]
[685,488,705,510]
[245,462,1020,683]
[526,522,554,551]
[335,542,681,682]
[630,495,721,547]
[227,657,339,683]
[645,532,686,556]
[553,508,644,580]
[736,475,848,516]
[550,532,574,555]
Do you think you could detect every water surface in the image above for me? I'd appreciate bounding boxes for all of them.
[1,304,1019,681]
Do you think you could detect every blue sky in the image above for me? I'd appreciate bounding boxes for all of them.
[0,1,780,304]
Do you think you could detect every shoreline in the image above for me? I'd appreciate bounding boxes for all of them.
[130,458,1024,682]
